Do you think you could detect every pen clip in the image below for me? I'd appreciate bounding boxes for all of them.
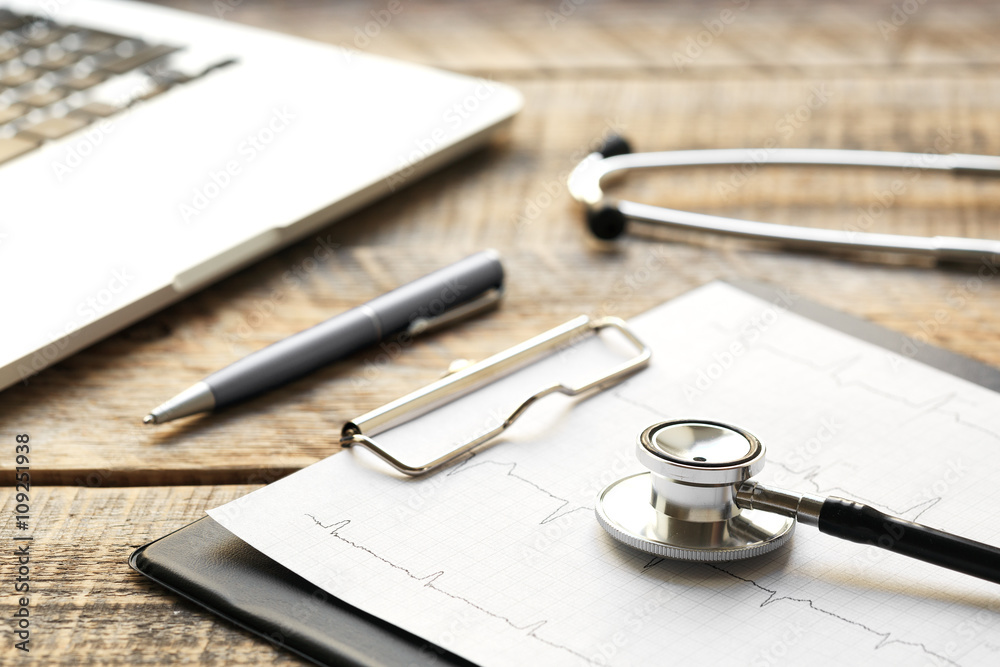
[406,287,504,336]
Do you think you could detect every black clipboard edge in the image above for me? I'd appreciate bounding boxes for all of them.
[130,516,473,667]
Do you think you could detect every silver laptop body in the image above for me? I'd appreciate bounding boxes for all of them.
[0,0,521,391]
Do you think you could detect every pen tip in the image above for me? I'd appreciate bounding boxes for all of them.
[143,414,157,425]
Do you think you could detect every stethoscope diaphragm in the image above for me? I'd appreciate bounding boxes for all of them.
[597,420,1000,584]
[596,421,794,561]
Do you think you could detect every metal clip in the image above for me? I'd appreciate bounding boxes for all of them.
[407,287,504,336]
[341,315,652,476]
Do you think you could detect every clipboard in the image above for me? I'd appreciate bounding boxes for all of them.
[129,280,1000,666]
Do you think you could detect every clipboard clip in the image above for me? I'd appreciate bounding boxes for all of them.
[340,315,652,476]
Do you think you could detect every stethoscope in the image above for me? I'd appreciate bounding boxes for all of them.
[596,420,1000,584]
[568,136,1000,263]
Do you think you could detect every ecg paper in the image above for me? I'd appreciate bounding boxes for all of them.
[210,282,1000,666]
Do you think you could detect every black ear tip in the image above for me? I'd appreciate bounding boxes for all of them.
[596,135,633,159]
[586,205,628,240]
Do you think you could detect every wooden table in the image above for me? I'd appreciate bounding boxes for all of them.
[4,0,999,662]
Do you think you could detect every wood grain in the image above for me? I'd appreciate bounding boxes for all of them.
[152,0,1000,77]
[6,79,998,483]
[0,485,315,665]
[2,1,1000,661]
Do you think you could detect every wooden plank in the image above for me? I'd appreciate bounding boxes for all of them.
[149,0,1000,75]
[0,485,311,665]
[6,246,999,485]
[5,72,999,484]
[5,1,1000,486]
[3,2,1000,664]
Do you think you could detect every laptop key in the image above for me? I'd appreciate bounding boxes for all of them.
[101,44,178,75]
[18,115,90,141]
[21,88,68,107]
[69,101,120,119]
[0,14,196,152]
[0,68,42,88]
[0,104,29,124]
[69,30,127,55]
[62,71,107,91]
[38,50,83,70]
[23,24,67,48]
[0,43,20,63]
[0,136,38,165]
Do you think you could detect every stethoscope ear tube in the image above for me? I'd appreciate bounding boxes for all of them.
[569,136,1000,262]
[817,498,1000,584]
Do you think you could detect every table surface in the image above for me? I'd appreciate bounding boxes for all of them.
[4,0,1000,663]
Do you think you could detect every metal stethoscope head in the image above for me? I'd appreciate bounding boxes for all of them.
[597,420,1000,584]
[567,136,1000,263]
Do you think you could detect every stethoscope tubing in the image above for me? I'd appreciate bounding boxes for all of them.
[602,421,1000,584]
[740,480,1000,584]
[817,496,1000,584]
[569,137,1000,262]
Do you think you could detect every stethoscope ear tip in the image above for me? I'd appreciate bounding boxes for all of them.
[596,135,633,158]
[586,204,628,240]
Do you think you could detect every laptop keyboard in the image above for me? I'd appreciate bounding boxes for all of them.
[0,8,233,166]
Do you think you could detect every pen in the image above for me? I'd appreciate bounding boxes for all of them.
[143,250,505,424]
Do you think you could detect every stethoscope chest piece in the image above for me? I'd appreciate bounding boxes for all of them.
[596,420,795,561]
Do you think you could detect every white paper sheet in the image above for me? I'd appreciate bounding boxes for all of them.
[210,282,1000,666]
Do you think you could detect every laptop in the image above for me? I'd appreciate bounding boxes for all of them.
[0,0,522,392]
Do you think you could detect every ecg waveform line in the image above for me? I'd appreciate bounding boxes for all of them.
[756,343,1000,445]
[445,458,592,525]
[307,448,972,667]
[765,459,941,522]
[305,515,597,664]
[707,564,960,667]
[705,316,1000,440]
